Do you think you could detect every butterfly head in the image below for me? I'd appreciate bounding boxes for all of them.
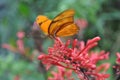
[36,15,48,25]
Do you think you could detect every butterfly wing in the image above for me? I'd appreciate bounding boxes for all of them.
[48,9,79,37]
[53,9,75,21]
[56,23,79,37]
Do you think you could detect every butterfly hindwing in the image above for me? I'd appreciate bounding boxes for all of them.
[56,23,79,37]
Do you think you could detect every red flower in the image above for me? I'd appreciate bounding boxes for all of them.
[17,31,25,39]
[75,19,88,29]
[38,37,110,80]
[2,31,25,54]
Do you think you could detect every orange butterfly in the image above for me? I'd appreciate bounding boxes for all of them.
[35,9,79,38]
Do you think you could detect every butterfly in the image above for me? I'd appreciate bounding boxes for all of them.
[35,9,79,38]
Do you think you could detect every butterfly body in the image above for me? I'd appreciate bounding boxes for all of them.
[36,9,79,38]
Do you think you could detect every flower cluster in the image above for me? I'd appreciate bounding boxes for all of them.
[2,31,34,61]
[38,37,110,80]
[2,31,25,54]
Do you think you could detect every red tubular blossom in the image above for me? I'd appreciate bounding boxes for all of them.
[2,44,18,52]
[76,36,100,56]
[96,63,110,73]
[86,36,101,45]
[17,39,25,54]
[17,31,25,39]
[72,39,78,49]
[38,37,110,80]
[90,51,109,64]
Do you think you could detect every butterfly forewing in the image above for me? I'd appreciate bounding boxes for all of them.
[53,9,75,21]
[48,9,78,37]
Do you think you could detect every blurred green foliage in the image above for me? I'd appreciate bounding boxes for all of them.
[0,0,120,80]
[0,53,45,80]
